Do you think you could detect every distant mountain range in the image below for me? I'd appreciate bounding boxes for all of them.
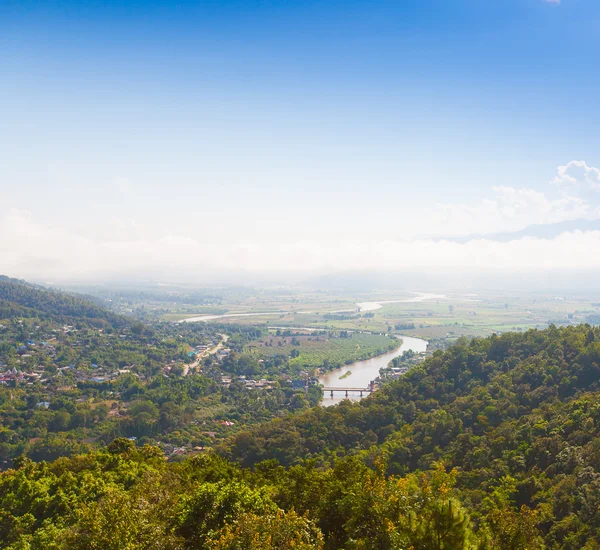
[436,218,600,244]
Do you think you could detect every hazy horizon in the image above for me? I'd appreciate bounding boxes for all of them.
[12,268,600,296]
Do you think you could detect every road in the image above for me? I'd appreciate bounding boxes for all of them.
[183,333,229,376]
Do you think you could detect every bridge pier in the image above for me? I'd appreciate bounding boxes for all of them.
[322,387,373,397]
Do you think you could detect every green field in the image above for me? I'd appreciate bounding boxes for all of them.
[244,332,399,371]
[165,287,600,349]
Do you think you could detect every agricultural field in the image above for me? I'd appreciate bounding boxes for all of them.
[169,287,600,350]
[78,280,600,349]
[243,331,399,371]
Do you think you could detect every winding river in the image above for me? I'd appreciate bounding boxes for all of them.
[178,299,430,406]
[318,335,428,406]
[181,292,445,323]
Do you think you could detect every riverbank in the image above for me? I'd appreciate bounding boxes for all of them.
[309,335,401,376]
[243,330,400,374]
[318,335,428,406]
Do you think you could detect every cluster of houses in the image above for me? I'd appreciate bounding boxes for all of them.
[7,330,225,384]
[70,366,136,384]
[187,343,211,358]
[0,333,146,388]
[220,375,275,390]
[0,367,28,385]
[376,351,427,383]
[0,362,139,387]
[241,377,275,389]
[185,341,231,373]
[187,339,231,360]
[217,370,318,392]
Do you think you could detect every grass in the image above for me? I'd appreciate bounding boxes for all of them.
[245,332,399,370]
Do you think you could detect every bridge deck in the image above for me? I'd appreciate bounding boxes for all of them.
[321,387,374,392]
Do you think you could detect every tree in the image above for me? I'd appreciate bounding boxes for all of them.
[206,510,324,550]
[63,486,182,550]
[175,481,278,548]
[481,476,544,550]
[107,437,136,455]
[290,394,309,411]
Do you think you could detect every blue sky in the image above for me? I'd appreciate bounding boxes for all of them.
[1,0,600,280]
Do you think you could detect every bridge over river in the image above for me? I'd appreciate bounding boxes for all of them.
[318,335,428,405]
[321,386,374,398]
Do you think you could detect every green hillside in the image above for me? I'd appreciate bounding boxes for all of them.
[2,325,600,547]
[0,275,127,328]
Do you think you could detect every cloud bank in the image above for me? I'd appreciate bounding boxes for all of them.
[2,161,600,282]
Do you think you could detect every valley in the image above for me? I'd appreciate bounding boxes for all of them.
[3,275,600,547]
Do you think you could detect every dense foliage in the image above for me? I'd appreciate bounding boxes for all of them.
[0,441,543,549]
[219,325,600,547]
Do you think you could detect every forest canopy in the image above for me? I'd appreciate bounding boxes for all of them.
[2,323,600,547]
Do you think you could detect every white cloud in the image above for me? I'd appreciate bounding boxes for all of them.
[3,161,600,282]
[414,161,600,238]
[423,184,590,238]
[552,160,600,191]
[3,208,600,281]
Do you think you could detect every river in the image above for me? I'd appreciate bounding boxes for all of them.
[356,292,446,312]
[180,292,445,323]
[318,335,428,406]
[331,292,446,313]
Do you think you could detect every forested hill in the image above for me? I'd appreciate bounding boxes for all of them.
[222,325,600,468]
[0,275,127,328]
[5,326,600,548]
[216,324,600,547]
